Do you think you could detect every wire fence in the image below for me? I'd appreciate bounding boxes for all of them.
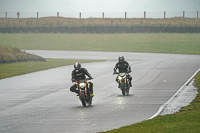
[0,11,199,19]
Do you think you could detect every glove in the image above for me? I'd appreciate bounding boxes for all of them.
[89,77,93,80]
[127,71,132,73]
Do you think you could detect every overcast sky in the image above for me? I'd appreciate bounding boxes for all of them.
[0,0,200,18]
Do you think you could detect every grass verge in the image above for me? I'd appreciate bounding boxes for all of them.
[0,58,104,80]
[0,33,200,55]
[102,72,200,133]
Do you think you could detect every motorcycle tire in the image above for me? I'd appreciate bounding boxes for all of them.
[80,91,86,107]
[122,89,126,95]
[120,83,126,95]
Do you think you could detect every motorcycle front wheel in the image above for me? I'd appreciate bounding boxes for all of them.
[122,89,125,95]
[120,83,126,95]
[80,91,86,107]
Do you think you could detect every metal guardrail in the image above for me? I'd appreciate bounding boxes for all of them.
[0,26,200,33]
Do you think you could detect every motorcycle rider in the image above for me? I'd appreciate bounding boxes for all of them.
[70,62,94,97]
[113,56,132,87]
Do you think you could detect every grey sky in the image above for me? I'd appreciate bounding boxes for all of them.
[0,0,200,18]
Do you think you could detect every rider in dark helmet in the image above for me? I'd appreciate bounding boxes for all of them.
[113,56,132,87]
[70,62,94,96]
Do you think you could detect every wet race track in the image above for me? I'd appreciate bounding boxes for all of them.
[0,51,200,133]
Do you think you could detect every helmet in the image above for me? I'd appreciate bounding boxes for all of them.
[118,56,124,62]
[74,62,81,72]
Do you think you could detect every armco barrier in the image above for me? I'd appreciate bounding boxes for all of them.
[101,26,109,33]
[43,27,51,33]
[117,26,125,33]
[153,27,160,33]
[14,27,21,33]
[94,26,102,33]
[21,27,29,33]
[59,27,66,33]
[0,27,6,33]
[0,26,200,33]
[7,27,14,33]
[36,27,44,33]
[29,27,37,33]
[124,26,133,33]
[51,27,59,33]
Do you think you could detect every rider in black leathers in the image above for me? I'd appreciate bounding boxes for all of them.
[70,62,94,96]
[113,56,132,87]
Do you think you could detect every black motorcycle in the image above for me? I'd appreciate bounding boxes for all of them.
[114,72,130,95]
[75,79,93,107]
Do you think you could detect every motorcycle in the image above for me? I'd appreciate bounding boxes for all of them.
[114,72,130,95]
[75,79,93,107]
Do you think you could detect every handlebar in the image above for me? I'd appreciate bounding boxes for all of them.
[113,72,131,75]
[113,72,119,75]
[73,78,92,83]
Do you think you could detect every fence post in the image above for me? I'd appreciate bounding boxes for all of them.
[197,11,199,18]
[57,12,59,17]
[183,11,185,18]
[17,12,20,19]
[164,11,166,18]
[125,12,127,19]
[144,11,146,18]
[79,12,81,19]
[5,12,7,18]
[102,12,104,18]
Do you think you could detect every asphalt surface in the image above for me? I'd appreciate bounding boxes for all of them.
[0,51,200,133]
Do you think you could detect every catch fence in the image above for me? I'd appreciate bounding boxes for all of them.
[0,11,199,19]
[1,11,200,33]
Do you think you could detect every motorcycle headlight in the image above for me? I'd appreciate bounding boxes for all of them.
[118,76,122,80]
[79,83,85,88]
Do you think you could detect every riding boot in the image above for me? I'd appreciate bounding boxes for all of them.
[75,90,79,95]
[89,83,94,97]
[129,82,132,87]
[128,75,132,87]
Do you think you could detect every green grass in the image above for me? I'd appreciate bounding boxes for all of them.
[102,72,200,133]
[0,58,104,79]
[1,33,200,55]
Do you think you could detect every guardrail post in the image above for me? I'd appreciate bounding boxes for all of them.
[144,11,146,18]
[37,12,39,19]
[125,12,127,19]
[183,11,185,18]
[102,12,104,18]
[79,12,81,19]
[57,12,59,17]
[5,12,7,18]
[197,11,199,18]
